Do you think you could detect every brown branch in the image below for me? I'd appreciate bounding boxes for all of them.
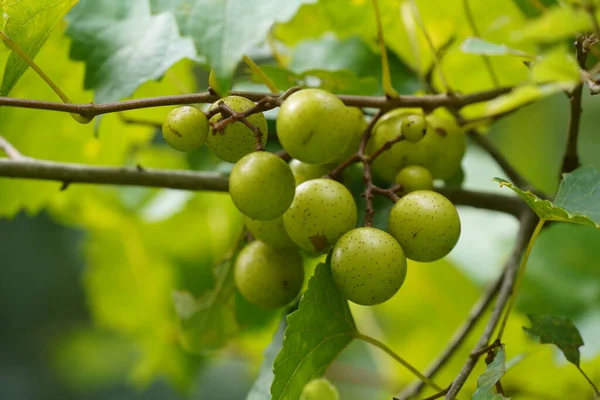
[561,35,588,175]
[419,386,450,400]
[436,187,524,217]
[444,211,538,399]
[0,86,514,121]
[395,269,504,400]
[211,102,267,151]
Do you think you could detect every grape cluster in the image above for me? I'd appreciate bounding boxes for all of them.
[161,89,465,308]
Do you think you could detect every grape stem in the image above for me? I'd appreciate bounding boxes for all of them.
[354,332,444,393]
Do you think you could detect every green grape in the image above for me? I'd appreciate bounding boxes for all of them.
[283,179,357,254]
[276,89,355,164]
[300,378,340,400]
[417,114,466,179]
[401,114,428,142]
[244,216,296,249]
[395,165,434,193]
[367,109,423,183]
[388,190,461,262]
[162,106,209,151]
[331,227,407,306]
[234,241,304,309]
[289,159,331,186]
[207,96,268,162]
[330,106,367,163]
[229,151,295,220]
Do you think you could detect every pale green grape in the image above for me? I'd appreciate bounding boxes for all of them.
[229,151,295,220]
[207,96,268,162]
[162,106,208,151]
[244,216,296,248]
[395,165,434,193]
[401,114,428,142]
[276,89,355,164]
[289,159,331,186]
[234,241,304,308]
[418,114,466,179]
[300,378,340,400]
[388,190,461,262]
[283,179,357,253]
[331,227,407,306]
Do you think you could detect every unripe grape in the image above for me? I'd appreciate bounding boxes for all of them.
[283,179,357,254]
[300,378,340,400]
[229,151,295,220]
[395,165,434,193]
[401,114,428,142]
[207,96,268,162]
[244,216,296,249]
[162,106,209,151]
[330,106,367,163]
[367,109,423,183]
[234,241,304,309]
[418,114,466,179]
[331,227,407,306]
[289,159,331,186]
[276,89,354,164]
[388,190,460,262]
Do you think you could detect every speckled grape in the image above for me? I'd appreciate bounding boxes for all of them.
[331,227,407,306]
[289,159,331,186]
[207,96,268,162]
[234,241,304,309]
[300,378,340,400]
[418,114,466,179]
[276,89,355,164]
[367,109,424,183]
[330,106,367,163]
[283,179,357,254]
[401,114,428,142]
[395,165,434,193]
[244,216,296,249]
[162,106,208,151]
[388,190,460,262]
[229,151,295,220]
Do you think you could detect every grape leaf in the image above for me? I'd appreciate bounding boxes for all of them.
[271,263,356,400]
[1,0,77,96]
[65,0,198,103]
[523,314,584,367]
[473,346,510,400]
[460,37,532,57]
[495,165,600,228]
[149,0,316,92]
[511,0,557,18]
[530,45,581,89]
[515,5,592,43]
[246,315,287,400]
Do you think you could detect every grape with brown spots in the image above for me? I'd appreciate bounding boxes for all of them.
[289,159,331,186]
[234,241,304,309]
[276,89,357,164]
[283,179,357,254]
[229,151,295,220]
[331,227,407,306]
[419,114,466,179]
[401,113,428,142]
[395,165,434,193]
[388,190,460,262]
[207,96,268,162]
[162,106,208,151]
[244,216,296,249]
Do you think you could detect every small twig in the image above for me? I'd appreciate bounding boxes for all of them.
[471,339,501,359]
[372,0,399,98]
[576,365,600,396]
[211,102,267,151]
[444,211,537,399]
[0,136,25,160]
[561,35,588,174]
[418,386,450,400]
[395,271,504,400]
[436,187,524,217]
[462,0,499,88]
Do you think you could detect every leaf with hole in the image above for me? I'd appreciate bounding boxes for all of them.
[523,314,584,367]
[271,263,356,400]
[495,165,600,228]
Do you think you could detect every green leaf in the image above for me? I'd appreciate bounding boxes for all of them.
[523,314,584,366]
[460,37,532,58]
[511,0,558,18]
[1,0,77,95]
[66,0,198,103]
[495,165,600,228]
[271,263,356,400]
[300,69,379,95]
[150,0,315,92]
[473,346,509,400]
[246,315,287,400]
[530,45,581,89]
[515,5,592,43]
[177,257,239,353]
